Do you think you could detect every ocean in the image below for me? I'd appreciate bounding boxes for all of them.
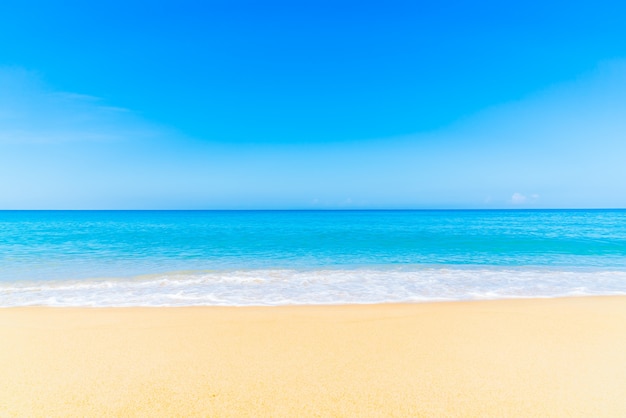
[1,210,625,306]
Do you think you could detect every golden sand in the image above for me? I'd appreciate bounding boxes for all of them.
[1,297,626,417]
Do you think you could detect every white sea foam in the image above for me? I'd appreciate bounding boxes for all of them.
[2,267,626,307]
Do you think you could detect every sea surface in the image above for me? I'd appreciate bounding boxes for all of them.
[1,210,626,306]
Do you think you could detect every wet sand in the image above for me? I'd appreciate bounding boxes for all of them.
[1,296,626,417]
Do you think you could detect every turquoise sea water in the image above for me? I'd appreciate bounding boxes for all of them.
[1,210,626,306]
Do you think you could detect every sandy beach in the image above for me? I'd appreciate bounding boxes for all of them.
[1,297,626,417]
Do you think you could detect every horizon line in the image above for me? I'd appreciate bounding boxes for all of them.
[1,208,625,212]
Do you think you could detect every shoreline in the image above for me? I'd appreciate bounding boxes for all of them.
[5,265,626,307]
[2,296,626,416]
[2,292,626,309]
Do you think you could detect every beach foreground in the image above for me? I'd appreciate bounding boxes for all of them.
[1,297,626,417]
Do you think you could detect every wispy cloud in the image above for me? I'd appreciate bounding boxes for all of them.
[0,67,162,144]
[0,67,203,209]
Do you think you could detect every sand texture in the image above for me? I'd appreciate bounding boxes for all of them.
[1,297,626,417]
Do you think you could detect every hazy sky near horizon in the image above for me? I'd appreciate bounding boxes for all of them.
[1,0,626,209]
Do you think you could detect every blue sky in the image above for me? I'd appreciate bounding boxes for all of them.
[1,0,625,209]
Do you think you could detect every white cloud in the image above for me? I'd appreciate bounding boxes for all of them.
[510,193,540,205]
[511,192,527,204]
